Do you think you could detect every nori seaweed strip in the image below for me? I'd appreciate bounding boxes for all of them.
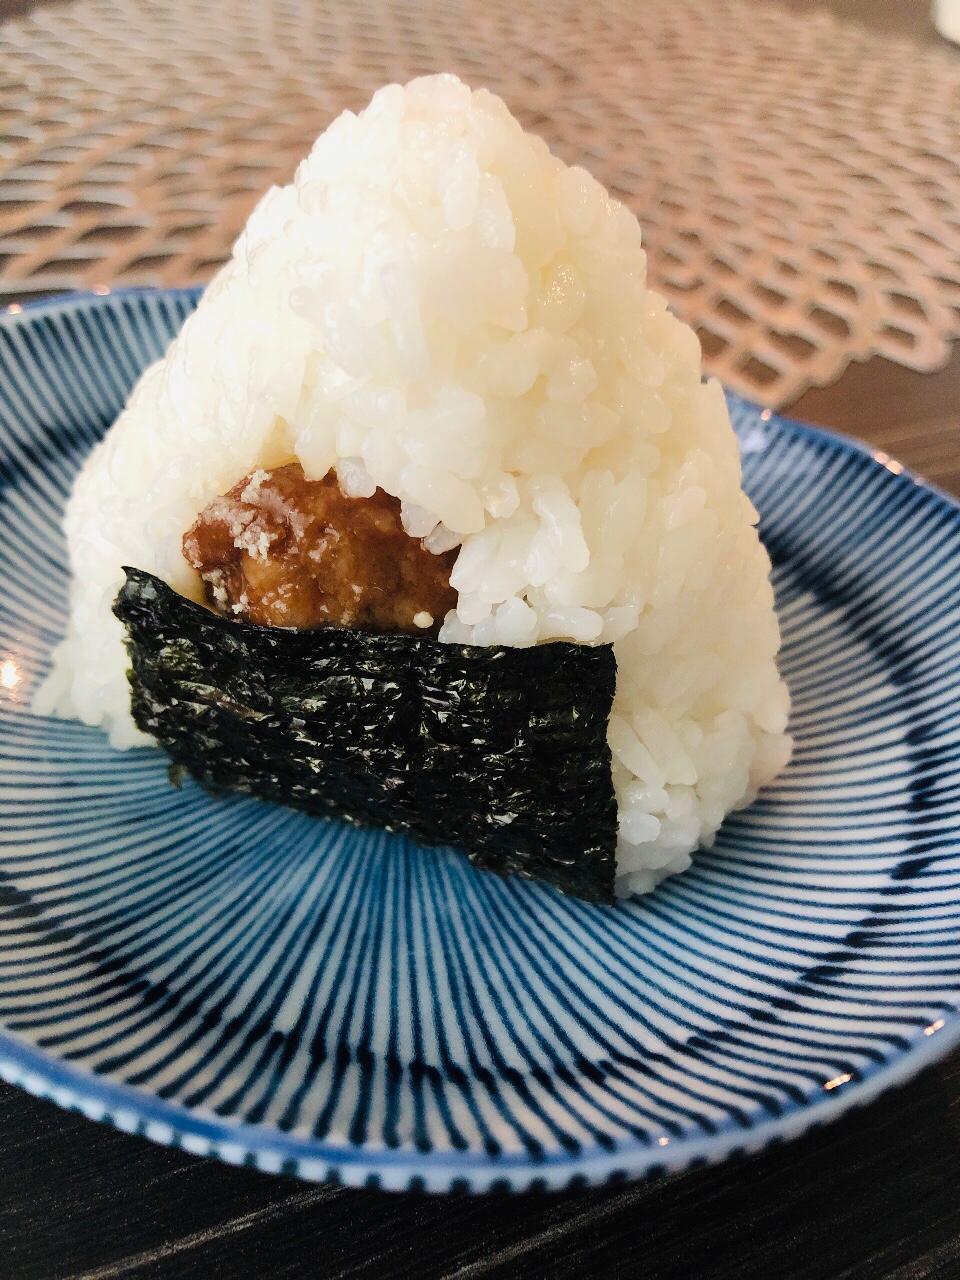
[114,568,618,903]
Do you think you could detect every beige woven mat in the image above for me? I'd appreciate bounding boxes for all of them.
[2,0,960,406]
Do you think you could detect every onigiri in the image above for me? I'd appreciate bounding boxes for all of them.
[37,73,792,898]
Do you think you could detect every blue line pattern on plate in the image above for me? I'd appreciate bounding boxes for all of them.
[0,288,958,1191]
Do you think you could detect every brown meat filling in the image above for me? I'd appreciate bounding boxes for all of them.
[182,463,457,636]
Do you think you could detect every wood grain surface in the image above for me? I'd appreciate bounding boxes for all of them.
[1,0,959,1277]
[790,346,960,498]
[3,1047,960,1280]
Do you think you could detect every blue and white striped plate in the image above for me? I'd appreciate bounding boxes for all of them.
[1,288,959,1192]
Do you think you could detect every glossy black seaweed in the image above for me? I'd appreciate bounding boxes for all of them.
[114,568,619,902]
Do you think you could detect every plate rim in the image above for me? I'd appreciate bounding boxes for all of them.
[2,285,960,1192]
[2,1005,958,1191]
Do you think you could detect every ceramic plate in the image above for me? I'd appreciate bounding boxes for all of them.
[1,288,959,1192]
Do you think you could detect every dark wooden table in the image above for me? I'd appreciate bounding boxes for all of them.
[3,1,960,1277]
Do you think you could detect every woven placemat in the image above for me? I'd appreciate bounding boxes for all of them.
[2,0,959,405]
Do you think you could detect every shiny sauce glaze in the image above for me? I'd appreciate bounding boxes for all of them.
[183,463,458,636]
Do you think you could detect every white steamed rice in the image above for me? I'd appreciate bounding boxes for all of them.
[36,73,792,897]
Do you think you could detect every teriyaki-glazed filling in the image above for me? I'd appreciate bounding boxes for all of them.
[183,464,457,637]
